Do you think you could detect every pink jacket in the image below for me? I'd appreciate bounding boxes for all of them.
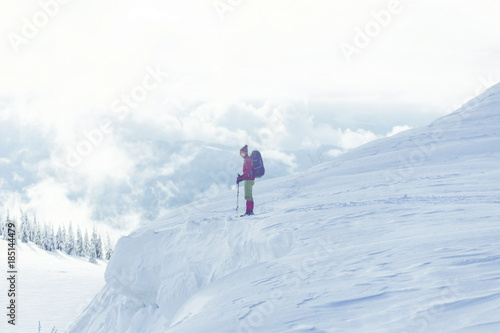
[242,156,255,180]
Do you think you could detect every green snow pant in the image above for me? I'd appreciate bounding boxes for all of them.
[244,180,254,202]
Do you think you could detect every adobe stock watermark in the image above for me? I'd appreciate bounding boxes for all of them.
[7,0,73,53]
[340,0,402,63]
[6,219,17,326]
[213,0,245,21]
[64,66,167,168]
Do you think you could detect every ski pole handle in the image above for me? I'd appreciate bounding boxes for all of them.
[236,181,240,214]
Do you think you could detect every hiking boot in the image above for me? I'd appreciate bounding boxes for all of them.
[240,210,254,217]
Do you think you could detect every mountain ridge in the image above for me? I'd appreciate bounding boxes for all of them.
[68,85,500,332]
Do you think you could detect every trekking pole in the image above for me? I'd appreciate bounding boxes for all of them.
[236,181,240,217]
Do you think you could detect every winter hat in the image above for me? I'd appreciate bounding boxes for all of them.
[240,145,248,154]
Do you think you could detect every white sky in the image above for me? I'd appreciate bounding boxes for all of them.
[1,0,500,235]
[2,0,499,107]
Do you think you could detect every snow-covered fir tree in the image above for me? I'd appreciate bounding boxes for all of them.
[55,226,62,251]
[19,210,30,243]
[64,223,76,255]
[96,234,103,260]
[45,224,53,251]
[52,227,58,251]
[2,208,115,261]
[30,215,37,242]
[84,230,90,257]
[1,213,7,239]
[44,224,56,252]
[59,225,66,251]
[89,241,97,264]
[1,212,11,240]
[41,223,48,250]
[34,219,43,247]
[75,226,84,257]
[90,227,98,259]
[105,233,114,260]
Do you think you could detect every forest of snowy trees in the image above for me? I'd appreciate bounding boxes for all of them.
[1,210,113,263]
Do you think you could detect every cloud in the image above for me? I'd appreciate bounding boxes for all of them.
[338,128,378,150]
[3,0,499,108]
[0,72,452,240]
[72,144,134,186]
[387,125,412,137]
[25,177,92,228]
[2,0,499,238]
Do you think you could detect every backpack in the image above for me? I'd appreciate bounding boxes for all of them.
[249,150,265,178]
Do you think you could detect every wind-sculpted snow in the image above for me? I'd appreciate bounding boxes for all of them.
[68,204,298,332]
[104,218,296,323]
[69,83,500,333]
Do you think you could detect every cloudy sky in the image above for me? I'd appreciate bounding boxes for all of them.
[1,0,499,237]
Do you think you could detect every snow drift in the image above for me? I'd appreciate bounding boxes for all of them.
[69,83,500,332]
[0,241,106,333]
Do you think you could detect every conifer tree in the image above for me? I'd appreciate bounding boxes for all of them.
[84,230,90,257]
[12,216,19,243]
[75,226,84,257]
[89,241,97,264]
[20,210,30,243]
[55,226,62,251]
[2,212,11,240]
[60,225,67,251]
[105,233,114,260]
[29,215,35,242]
[34,219,42,247]
[65,223,75,255]
[41,223,49,250]
[16,210,22,241]
[96,234,103,259]
[90,226,98,259]
[47,225,56,252]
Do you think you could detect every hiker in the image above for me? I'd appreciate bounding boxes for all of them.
[237,145,255,216]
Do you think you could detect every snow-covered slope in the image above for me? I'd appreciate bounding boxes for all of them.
[0,241,106,333]
[69,84,500,333]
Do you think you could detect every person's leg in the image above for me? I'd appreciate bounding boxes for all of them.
[244,180,255,215]
[247,200,254,214]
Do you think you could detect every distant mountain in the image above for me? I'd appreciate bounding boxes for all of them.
[70,82,500,332]
[0,127,342,230]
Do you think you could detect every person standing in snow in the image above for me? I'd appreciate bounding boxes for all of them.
[237,145,255,216]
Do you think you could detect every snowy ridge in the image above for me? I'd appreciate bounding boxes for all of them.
[69,83,500,332]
